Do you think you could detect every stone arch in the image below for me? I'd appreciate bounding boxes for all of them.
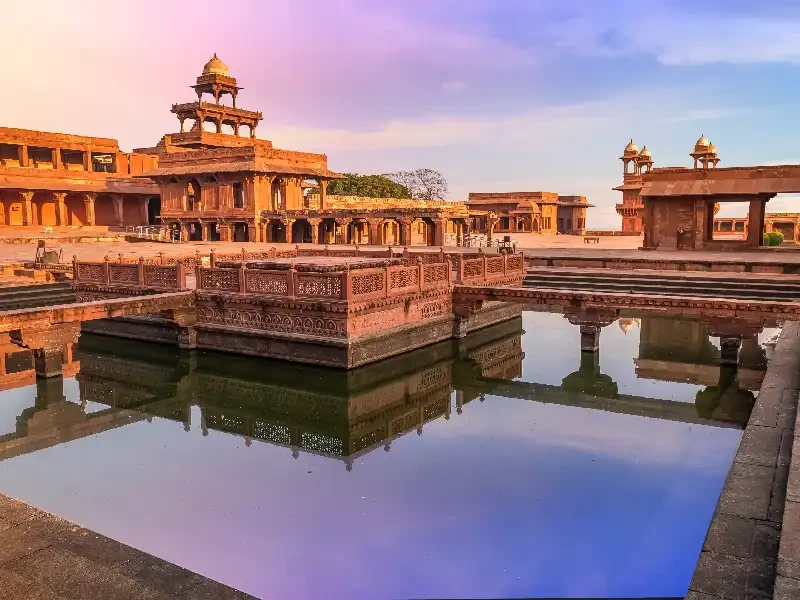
[267,219,287,243]
[378,218,402,245]
[291,219,313,244]
[65,194,87,226]
[347,219,369,244]
[187,179,202,211]
[318,218,337,244]
[232,222,249,242]
[411,217,435,246]
[0,191,22,226]
[94,194,116,226]
[147,196,161,225]
[33,192,57,227]
[239,123,252,137]
[271,178,283,210]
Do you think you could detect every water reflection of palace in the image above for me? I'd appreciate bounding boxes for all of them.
[0,311,769,466]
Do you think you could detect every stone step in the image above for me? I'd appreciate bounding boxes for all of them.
[0,293,77,311]
[525,268,800,289]
[524,270,800,293]
[522,276,798,302]
[0,283,73,298]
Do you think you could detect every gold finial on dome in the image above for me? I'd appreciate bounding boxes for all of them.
[624,139,639,154]
[638,145,652,159]
[202,53,230,76]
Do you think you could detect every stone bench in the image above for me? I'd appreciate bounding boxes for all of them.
[583,236,600,244]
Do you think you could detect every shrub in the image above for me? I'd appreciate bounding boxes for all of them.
[763,231,785,246]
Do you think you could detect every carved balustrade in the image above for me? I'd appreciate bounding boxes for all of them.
[72,257,187,291]
[196,259,453,301]
[454,252,525,286]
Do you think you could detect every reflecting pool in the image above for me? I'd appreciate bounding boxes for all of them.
[0,309,773,599]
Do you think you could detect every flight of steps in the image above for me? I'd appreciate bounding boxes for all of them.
[0,283,76,311]
[523,268,800,302]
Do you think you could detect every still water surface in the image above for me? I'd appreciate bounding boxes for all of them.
[0,310,771,599]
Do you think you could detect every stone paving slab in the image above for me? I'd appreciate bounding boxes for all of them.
[688,321,800,600]
[0,494,256,600]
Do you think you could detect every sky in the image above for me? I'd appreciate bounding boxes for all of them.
[4,0,800,227]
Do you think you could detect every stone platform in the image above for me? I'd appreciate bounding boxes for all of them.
[0,494,254,599]
[72,251,527,369]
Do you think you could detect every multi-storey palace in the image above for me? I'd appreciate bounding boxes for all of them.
[0,56,594,244]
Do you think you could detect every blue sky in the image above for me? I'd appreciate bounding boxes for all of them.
[4,0,800,225]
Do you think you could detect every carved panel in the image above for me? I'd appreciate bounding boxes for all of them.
[245,271,289,294]
[143,265,179,288]
[423,263,448,283]
[486,257,504,274]
[419,300,447,320]
[463,259,484,279]
[196,306,347,338]
[389,267,419,290]
[77,263,105,282]
[296,274,342,298]
[506,254,523,271]
[109,264,140,285]
[351,272,384,296]
[201,268,239,290]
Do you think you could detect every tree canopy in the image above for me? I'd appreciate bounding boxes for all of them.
[326,173,411,198]
[385,169,449,201]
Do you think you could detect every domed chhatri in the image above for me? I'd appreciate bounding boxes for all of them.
[708,143,718,155]
[623,139,639,156]
[202,53,229,76]
[694,135,711,152]
[638,146,652,159]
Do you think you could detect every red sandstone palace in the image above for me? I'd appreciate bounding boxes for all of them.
[615,136,800,249]
[0,56,594,244]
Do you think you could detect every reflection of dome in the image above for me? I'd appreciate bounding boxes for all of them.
[202,53,229,76]
[694,135,710,152]
[618,317,640,334]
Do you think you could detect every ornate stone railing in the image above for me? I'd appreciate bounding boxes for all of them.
[72,257,187,290]
[197,259,452,301]
[455,252,525,286]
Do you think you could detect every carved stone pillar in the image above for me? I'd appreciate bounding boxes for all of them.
[18,144,29,168]
[367,219,381,245]
[720,337,742,365]
[285,218,295,243]
[111,194,124,226]
[433,219,446,247]
[201,222,209,241]
[334,218,347,245]
[53,192,67,226]
[11,323,81,378]
[564,308,618,354]
[83,192,96,226]
[486,213,499,243]
[52,148,62,170]
[397,219,412,246]
[308,218,321,245]
[247,224,256,242]
[179,222,189,241]
[319,180,328,211]
[20,191,34,226]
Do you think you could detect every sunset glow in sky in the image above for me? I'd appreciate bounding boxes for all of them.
[4,0,800,226]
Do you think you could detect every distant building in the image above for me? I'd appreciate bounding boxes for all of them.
[466,192,592,237]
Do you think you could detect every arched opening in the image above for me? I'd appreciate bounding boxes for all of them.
[319,218,337,244]
[123,197,146,226]
[65,194,87,226]
[347,219,368,244]
[268,219,287,243]
[220,122,236,135]
[147,196,161,226]
[238,123,252,138]
[291,219,313,244]
[232,223,249,242]
[207,223,220,242]
[411,217,435,246]
[187,179,202,212]
[271,178,283,210]
[188,222,203,241]
[33,192,57,227]
[379,219,401,245]
[94,194,116,226]
[202,119,218,133]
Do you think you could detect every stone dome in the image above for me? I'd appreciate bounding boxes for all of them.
[638,146,652,159]
[708,143,718,155]
[624,139,639,155]
[202,53,229,76]
[694,135,711,152]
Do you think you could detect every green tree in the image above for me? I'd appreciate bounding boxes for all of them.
[326,173,411,198]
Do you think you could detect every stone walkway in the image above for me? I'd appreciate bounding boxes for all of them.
[0,494,255,600]
[688,322,800,600]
